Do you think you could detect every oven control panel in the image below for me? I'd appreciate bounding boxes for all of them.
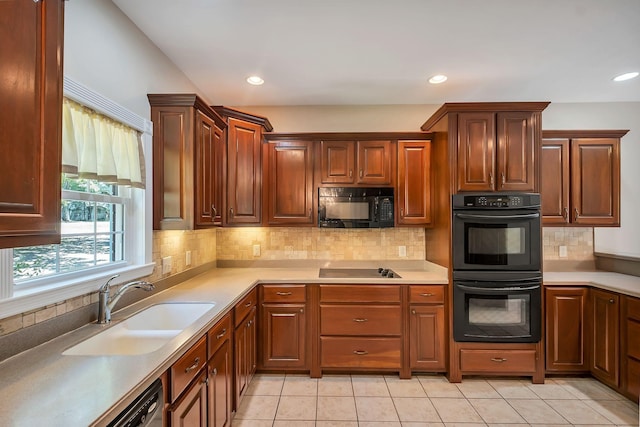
[453,193,540,209]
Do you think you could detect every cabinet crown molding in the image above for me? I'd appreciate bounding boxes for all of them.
[147,93,227,129]
[212,105,273,132]
[542,129,629,139]
[421,102,551,131]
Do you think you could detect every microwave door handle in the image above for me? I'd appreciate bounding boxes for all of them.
[456,283,541,292]
[454,213,540,220]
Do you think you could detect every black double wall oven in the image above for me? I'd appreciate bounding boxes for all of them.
[452,193,542,343]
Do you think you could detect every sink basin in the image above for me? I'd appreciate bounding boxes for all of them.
[63,302,215,356]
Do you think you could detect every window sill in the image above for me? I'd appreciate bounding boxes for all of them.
[0,263,155,319]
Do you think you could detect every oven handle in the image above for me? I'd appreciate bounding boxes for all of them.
[456,283,541,292]
[454,212,540,220]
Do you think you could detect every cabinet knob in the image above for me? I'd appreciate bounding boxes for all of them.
[300,308,304,313]
[359,169,363,178]
[411,309,416,315]
[229,207,234,218]
[212,205,217,220]
[211,367,218,376]
[400,208,404,217]
[489,172,494,187]
[501,172,505,186]
[609,298,615,304]
[349,169,353,178]
[563,207,569,222]
[574,208,579,221]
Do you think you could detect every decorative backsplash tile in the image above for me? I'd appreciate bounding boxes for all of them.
[216,227,426,261]
[543,227,594,261]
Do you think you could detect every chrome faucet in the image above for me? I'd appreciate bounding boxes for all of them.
[97,274,155,324]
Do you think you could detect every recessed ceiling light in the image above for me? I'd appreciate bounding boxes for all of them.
[428,74,448,84]
[613,72,639,82]
[246,76,264,85]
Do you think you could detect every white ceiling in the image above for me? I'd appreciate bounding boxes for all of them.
[112,0,640,106]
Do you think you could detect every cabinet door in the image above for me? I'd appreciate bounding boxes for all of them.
[234,307,257,408]
[208,340,231,427]
[212,124,225,225]
[261,304,307,369]
[571,138,620,226]
[319,140,355,184]
[227,118,262,224]
[397,140,432,225]
[457,112,495,192]
[195,111,219,227]
[496,112,536,192]
[541,139,570,225]
[356,140,392,185]
[0,0,64,248]
[410,305,446,370]
[168,371,207,427]
[545,287,589,372]
[265,141,314,225]
[591,289,619,387]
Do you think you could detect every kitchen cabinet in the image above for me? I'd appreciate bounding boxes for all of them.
[397,140,432,225]
[207,313,232,427]
[621,295,640,401]
[544,286,589,373]
[318,285,402,373]
[263,139,314,225]
[541,130,626,226]
[234,288,257,408]
[591,288,619,388]
[213,106,273,226]
[420,103,549,193]
[148,94,227,230]
[0,0,64,249]
[318,140,393,185]
[259,284,308,369]
[409,285,446,371]
[167,335,208,425]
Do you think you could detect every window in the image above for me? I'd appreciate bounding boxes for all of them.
[0,77,153,318]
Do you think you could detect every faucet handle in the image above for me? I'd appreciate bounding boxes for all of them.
[99,274,120,292]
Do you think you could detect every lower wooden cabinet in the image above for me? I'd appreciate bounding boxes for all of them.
[622,295,640,401]
[208,340,231,427]
[545,286,589,372]
[168,371,208,426]
[591,288,619,387]
[409,285,446,371]
[460,349,537,373]
[234,290,257,408]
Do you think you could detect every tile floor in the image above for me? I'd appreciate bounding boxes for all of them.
[233,374,639,426]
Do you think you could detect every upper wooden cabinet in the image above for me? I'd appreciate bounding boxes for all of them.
[149,94,227,230]
[319,140,393,185]
[542,130,627,226]
[213,107,273,226]
[421,103,549,193]
[397,140,432,226]
[0,0,64,248]
[263,139,314,225]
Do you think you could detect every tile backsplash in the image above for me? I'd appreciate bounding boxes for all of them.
[543,227,594,261]
[216,227,426,261]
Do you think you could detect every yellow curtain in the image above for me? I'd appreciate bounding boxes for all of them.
[62,98,146,188]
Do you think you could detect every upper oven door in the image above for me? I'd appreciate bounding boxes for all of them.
[452,209,541,271]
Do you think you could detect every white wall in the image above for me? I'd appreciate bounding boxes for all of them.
[64,0,204,118]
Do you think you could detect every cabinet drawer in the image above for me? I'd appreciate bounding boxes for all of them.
[626,296,640,322]
[320,285,400,303]
[320,305,401,336]
[625,357,640,399]
[208,312,232,358]
[627,319,640,359]
[321,337,401,368]
[235,288,257,327]
[409,285,445,304]
[460,349,536,374]
[262,284,306,303]
[171,336,207,401]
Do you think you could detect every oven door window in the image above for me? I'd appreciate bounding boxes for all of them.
[466,223,526,265]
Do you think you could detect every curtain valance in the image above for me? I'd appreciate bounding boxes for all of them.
[62,98,146,188]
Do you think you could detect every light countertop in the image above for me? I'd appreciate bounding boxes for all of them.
[0,263,447,427]
[544,271,640,298]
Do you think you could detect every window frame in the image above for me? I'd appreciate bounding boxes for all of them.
[0,77,154,319]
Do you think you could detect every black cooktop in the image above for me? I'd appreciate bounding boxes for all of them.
[318,268,401,279]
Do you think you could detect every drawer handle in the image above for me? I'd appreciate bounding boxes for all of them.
[216,328,227,339]
[419,293,434,297]
[276,291,292,296]
[352,318,368,322]
[609,298,615,304]
[185,357,201,373]
[353,350,369,355]
[491,357,507,363]
[245,302,252,307]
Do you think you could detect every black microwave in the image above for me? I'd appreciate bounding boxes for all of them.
[318,187,394,228]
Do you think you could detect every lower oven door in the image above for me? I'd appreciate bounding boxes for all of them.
[453,279,541,343]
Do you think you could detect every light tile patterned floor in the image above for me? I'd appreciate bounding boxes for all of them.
[233,374,639,426]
